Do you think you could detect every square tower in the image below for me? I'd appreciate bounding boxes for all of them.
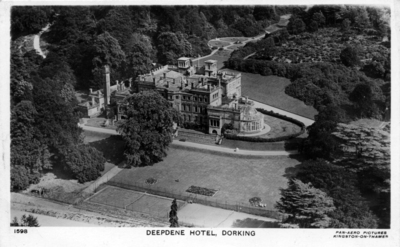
[204,60,217,77]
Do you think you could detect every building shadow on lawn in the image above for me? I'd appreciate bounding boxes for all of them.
[231,218,280,228]
[88,135,126,167]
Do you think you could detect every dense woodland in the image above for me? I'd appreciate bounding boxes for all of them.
[10,5,391,229]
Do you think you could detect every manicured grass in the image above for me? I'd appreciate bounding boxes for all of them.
[197,50,232,70]
[110,146,301,210]
[209,40,231,47]
[260,115,301,138]
[221,69,318,119]
[227,44,245,50]
[220,37,249,42]
[89,186,143,209]
[265,24,281,33]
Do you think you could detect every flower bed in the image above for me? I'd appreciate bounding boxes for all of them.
[145,178,157,185]
[186,186,217,197]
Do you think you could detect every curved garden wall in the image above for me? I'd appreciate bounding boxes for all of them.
[224,108,306,142]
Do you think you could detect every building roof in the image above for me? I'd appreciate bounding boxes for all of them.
[205,60,217,64]
[240,104,263,121]
[178,57,191,61]
[165,70,182,79]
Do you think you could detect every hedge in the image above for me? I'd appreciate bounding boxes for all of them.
[224,108,306,142]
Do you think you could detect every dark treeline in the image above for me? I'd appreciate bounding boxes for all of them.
[11,5,302,91]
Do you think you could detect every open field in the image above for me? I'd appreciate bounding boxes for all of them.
[209,40,231,47]
[222,69,318,119]
[109,146,301,210]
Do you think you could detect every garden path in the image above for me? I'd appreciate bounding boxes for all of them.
[33,24,50,58]
[79,122,298,156]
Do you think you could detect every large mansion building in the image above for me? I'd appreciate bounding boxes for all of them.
[78,58,264,135]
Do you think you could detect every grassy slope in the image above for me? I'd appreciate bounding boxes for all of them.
[222,69,318,119]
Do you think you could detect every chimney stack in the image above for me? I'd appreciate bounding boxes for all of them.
[89,88,93,94]
[191,82,194,89]
[103,65,111,105]
[207,84,210,91]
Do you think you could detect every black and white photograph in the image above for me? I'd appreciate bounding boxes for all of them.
[0,1,399,246]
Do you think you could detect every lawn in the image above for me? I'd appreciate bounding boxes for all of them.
[197,50,232,70]
[227,44,245,50]
[221,69,318,119]
[110,146,301,210]
[209,40,231,47]
[220,37,249,42]
[265,24,281,33]
[260,115,301,138]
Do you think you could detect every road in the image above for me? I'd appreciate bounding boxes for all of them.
[79,122,299,156]
[33,24,50,58]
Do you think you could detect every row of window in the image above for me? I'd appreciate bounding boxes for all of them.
[182,104,206,113]
[182,95,208,102]
[183,115,206,124]
[210,119,220,127]
[212,92,219,100]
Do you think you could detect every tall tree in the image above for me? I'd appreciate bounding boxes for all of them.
[169,199,179,227]
[92,32,126,88]
[341,18,351,32]
[276,179,335,228]
[340,46,360,67]
[117,91,181,167]
[312,11,326,27]
[295,159,380,228]
[64,145,106,183]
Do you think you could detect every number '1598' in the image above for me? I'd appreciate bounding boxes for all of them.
[14,229,28,234]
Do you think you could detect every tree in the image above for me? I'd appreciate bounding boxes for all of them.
[169,199,179,227]
[287,18,306,35]
[276,179,335,228]
[312,11,326,27]
[295,159,379,228]
[117,91,181,167]
[64,145,106,183]
[299,104,343,160]
[308,20,318,32]
[349,83,376,118]
[340,46,359,67]
[341,18,351,32]
[11,214,40,227]
[92,32,126,88]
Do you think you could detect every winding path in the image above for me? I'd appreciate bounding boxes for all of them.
[33,24,50,58]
